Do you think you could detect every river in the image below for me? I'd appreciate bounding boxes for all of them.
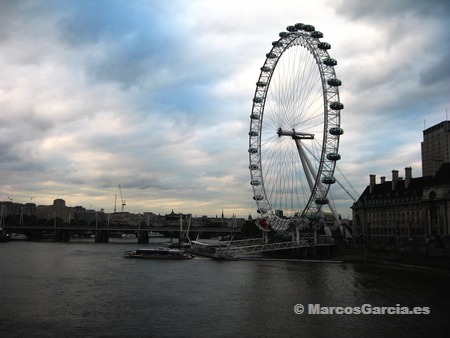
[1,239,449,337]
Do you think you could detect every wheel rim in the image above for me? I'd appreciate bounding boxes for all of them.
[249,24,343,231]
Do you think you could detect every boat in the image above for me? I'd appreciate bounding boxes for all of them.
[10,233,28,241]
[148,231,164,238]
[123,247,193,260]
[121,233,136,239]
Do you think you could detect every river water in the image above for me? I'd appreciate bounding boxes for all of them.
[1,239,449,337]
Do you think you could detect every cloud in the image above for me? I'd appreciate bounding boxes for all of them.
[333,0,450,20]
[0,0,448,219]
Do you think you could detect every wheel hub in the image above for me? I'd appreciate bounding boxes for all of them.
[277,128,314,140]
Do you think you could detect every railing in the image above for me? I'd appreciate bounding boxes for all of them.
[226,238,264,247]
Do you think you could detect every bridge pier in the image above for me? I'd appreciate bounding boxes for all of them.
[95,230,109,243]
[53,229,70,242]
[62,229,70,242]
[138,231,149,244]
[53,230,62,242]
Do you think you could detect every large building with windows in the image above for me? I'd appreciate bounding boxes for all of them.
[352,121,450,245]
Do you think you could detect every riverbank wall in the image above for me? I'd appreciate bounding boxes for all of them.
[332,242,450,270]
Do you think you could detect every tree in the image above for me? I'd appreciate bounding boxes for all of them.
[241,219,260,237]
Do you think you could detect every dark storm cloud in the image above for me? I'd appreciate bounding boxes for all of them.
[334,0,450,111]
[56,0,185,88]
[418,42,450,88]
[334,0,450,20]
[49,0,221,119]
[56,1,150,47]
[0,1,53,41]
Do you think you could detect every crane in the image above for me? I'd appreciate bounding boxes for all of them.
[119,185,126,212]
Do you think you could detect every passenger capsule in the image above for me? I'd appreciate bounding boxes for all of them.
[315,197,329,205]
[272,41,283,47]
[311,31,323,39]
[303,24,315,32]
[249,131,259,137]
[258,218,271,230]
[251,180,261,186]
[326,153,341,161]
[321,176,336,184]
[248,148,258,154]
[253,97,263,103]
[260,66,272,72]
[279,32,289,38]
[257,208,268,214]
[253,195,264,201]
[329,101,344,110]
[294,23,305,30]
[323,58,337,66]
[327,78,342,87]
[318,42,331,50]
[256,81,267,87]
[250,113,260,120]
[286,25,297,32]
[266,52,277,59]
[329,127,344,136]
[249,164,259,170]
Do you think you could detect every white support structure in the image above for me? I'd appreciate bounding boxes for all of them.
[218,234,315,256]
[295,138,316,192]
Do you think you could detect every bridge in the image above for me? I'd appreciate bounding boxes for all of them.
[3,224,240,243]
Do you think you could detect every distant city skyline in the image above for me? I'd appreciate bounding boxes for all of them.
[1,1,449,218]
[0,197,231,218]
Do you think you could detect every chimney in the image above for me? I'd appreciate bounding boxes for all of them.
[392,170,399,190]
[369,174,376,193]
[405,167,412,189]
[380,176,386,184]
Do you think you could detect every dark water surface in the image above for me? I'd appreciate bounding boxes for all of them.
[1,240,449,337]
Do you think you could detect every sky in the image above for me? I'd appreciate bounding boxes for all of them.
[1,0,449,219]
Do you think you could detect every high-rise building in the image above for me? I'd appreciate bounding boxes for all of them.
[421,120,450,176]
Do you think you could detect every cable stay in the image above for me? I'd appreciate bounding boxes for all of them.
[334,165,359,201]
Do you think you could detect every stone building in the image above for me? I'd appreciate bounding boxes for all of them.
[352,164,450,244]
[36,199,75,223]
[352,120,450,245]
[0,202,36,217]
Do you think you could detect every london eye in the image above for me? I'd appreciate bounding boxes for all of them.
[248,23,344,232]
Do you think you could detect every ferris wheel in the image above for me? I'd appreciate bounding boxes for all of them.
[248,23,344,232]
